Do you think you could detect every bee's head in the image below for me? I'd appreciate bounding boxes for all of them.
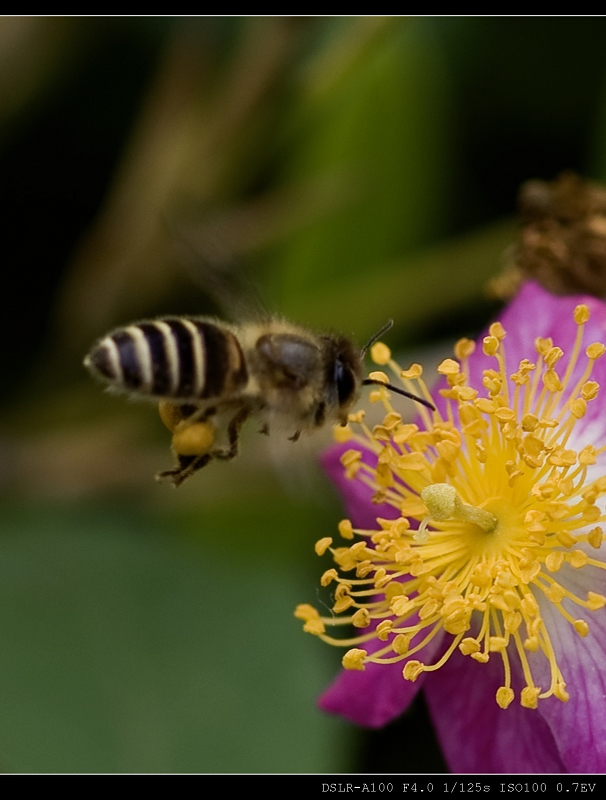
[323,321,435,427]
[321,336,363,425]
[322,321,395,420]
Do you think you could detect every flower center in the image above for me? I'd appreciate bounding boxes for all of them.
[296,304,606,709]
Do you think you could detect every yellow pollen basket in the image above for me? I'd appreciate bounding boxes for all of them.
[296,305,606,709]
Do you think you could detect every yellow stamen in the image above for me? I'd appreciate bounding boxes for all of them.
[371,342,392,365]
[298,303,606,709]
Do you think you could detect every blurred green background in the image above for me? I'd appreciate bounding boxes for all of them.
[1,16,606,773]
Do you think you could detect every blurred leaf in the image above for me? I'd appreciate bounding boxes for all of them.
[269,18,453,315]
[0,504,350,772]
[276,218,516,340]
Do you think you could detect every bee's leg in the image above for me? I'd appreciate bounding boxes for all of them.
[156,404,251,486]
[212,407,252,461]
[156,405,219,487]
[258,422,270,436]
[156,454,212,487]
[288,430,301,442]
[188,405,217,423]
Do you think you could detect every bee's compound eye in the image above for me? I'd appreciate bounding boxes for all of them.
[334,358,356,406]
[171,421,215,457]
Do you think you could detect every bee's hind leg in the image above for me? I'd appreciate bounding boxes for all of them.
[156,405,252,487]
[156,404,219,487]
[156,453,212,487]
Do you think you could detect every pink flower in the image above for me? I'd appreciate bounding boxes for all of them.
[296,282,606,773]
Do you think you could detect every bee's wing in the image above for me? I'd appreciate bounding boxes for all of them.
[164,214,269,322]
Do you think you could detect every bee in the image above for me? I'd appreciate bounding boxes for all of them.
[84,316,434,486]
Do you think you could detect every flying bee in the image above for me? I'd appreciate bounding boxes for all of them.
[84,316,434,486]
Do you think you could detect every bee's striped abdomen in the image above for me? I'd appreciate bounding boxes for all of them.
[85,318,248,400]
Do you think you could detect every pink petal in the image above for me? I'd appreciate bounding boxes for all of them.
[424,646,566,773]
[532,566,606,772]
[319,659,423,728]
[320,630,447,728]
[467,282,606,448]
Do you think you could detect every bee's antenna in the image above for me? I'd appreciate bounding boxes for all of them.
[359,320,435,410]
[360,319,394,358]
[362,378,436,411]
